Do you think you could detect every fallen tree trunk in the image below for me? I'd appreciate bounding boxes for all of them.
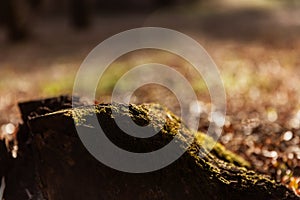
[2,97,299,199]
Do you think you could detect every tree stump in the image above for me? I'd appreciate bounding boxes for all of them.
[2,97,299,199]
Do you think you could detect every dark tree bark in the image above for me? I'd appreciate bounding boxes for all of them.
[1,97,299,199]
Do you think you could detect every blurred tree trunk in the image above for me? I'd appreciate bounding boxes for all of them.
[70,0,90,29]
[155,0,173,7]
[28,0,42,9]
[0,0,30,41]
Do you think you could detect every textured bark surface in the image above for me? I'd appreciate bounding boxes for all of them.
[2,97,299,200]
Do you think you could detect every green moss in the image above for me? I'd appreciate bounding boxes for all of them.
[195,133,251,168]
[64,103,250,168]
[29,102,298,199]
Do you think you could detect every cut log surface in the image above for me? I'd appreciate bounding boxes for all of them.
[2,97,299,200]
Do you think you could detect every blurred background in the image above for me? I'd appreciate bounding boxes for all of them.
[1,0,300,194]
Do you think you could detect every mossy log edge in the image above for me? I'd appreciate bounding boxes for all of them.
[24,103,298,200]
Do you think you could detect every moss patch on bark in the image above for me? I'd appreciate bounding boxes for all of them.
[26,102,298,199]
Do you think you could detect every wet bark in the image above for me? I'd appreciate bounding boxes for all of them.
[1,97,299,199]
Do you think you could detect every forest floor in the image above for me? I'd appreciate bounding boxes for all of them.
[0,1,300,196]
